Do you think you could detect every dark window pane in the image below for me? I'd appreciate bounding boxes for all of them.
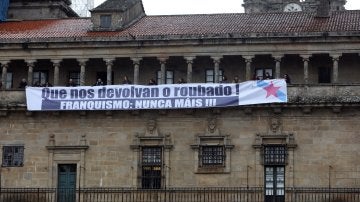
[69,72,80,86]
[264,145,287,165]
[206,70,214,83]
[200,146,225,166]
[206,69,224,83]
[100,15,112,28]
[141,147,162,189]
[141,166,161,189]
[2,146,24,167]
[33,71,48,86]
[157,70,174,84]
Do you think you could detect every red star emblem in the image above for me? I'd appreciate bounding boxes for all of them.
[263,82,281,98]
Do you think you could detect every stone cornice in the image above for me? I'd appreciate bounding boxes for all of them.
[46,145,89,150]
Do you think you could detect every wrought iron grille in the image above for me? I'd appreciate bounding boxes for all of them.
[2,146,24,167]
[200,146,225,166]
[263,145,287,165]
[141,147,162,189]
[142,147,162,165]
[1,187,360,202]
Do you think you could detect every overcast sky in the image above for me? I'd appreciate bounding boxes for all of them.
[94,0,360,15]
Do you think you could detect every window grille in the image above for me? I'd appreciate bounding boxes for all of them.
[199,146,225,166]
[2,146,24,167]
[141,147,162,189]
[263,145,287,165]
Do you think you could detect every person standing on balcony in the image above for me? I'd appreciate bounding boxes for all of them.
[148,79,157,85]
[177,78,186,84]
[284,74,291,84]
[94,78,104,86]
[122,75,132,84]
[42,81,52,87]
[18,78,27,88]
[66,79,76,87]
[232,76,240,83]
[220,75,229,83]
[265,72,272,80]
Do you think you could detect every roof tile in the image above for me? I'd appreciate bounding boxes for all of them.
[0,11,360,41]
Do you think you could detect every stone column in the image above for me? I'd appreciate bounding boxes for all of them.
[273,55,283,79]
[301,55,310,84]
[104,58,114,85]
[158,57,168,84]
[78,59,88,86]
[51,60,61,86]
[131,57,142,84]
[211,56,222,83]
[1,61,9,89]
[243,56,253,80]
[331,54,340,83]
[185,57,195,83]
[26,60,36,86]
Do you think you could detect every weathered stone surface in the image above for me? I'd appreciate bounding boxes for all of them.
[0,108,358,188]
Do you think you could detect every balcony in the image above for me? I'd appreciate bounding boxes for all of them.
[0,84,359,110]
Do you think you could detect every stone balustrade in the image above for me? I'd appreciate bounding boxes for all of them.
[0,85,359,110]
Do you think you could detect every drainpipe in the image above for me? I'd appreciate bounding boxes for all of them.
[0,0,9,21]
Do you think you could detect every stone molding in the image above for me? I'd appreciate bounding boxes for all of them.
[191,118,234,174]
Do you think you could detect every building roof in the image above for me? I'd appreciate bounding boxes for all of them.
[91,0,141,12]
[1,11,360,42]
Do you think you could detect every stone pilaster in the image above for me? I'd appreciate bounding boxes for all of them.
[243,56,253,80]
[131,57,142,84]
[1,61,9,89]
[78,59,88,86]
[273,55,283,79]
[331,54,341,83]
[301,55,311,84]
[185,57,195,83]
[158,57,168,84]
[51,59,61,86]
[211,56,222,83]
[26,60,36,86]
[104,58,114,85]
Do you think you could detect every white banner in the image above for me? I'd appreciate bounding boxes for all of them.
[25,79,287,111]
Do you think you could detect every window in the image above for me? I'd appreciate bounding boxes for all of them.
[263,146,286,201]
[0,72,13,89]
[263,145,287,166]
[255,68,273,80]
[69,71,80,86]
[191,133,234,173]
[2,146,24,167]
[205,69,223,83]
[5,72,13,89]
[33,71,48,86]
[200,146,225,167]
[157,70,174,84]
[100,15,112,28]
[141,147,162,189]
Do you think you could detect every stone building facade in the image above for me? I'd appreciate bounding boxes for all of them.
[0,0,359,201]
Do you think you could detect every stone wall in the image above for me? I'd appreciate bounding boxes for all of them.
[0,106,359,188]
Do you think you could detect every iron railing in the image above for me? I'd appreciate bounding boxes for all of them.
[0,187,359,202]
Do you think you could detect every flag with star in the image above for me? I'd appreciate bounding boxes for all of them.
[237,79,287,105]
